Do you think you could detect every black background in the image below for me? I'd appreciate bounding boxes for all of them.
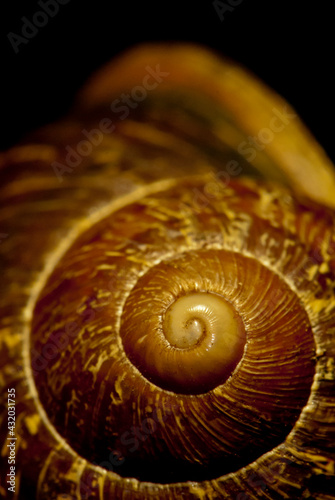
[1,0,334,162]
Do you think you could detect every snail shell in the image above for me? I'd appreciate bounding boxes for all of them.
[1,44,335,499]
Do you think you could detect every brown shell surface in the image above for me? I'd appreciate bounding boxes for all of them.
[1,44,335,499]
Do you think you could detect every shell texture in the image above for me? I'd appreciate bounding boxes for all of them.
[0,44,335,499]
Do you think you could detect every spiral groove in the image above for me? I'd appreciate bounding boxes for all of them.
[30,178,317,482]
[1,44,335,499]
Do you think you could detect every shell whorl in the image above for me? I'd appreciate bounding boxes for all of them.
[30,176,319,485]
[1,44,335,499]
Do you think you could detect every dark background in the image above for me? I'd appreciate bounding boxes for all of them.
[1,0,334,162]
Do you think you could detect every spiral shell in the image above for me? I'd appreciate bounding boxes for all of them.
[1,44,335,499]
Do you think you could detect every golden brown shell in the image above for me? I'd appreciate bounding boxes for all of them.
[1,44,335,499]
